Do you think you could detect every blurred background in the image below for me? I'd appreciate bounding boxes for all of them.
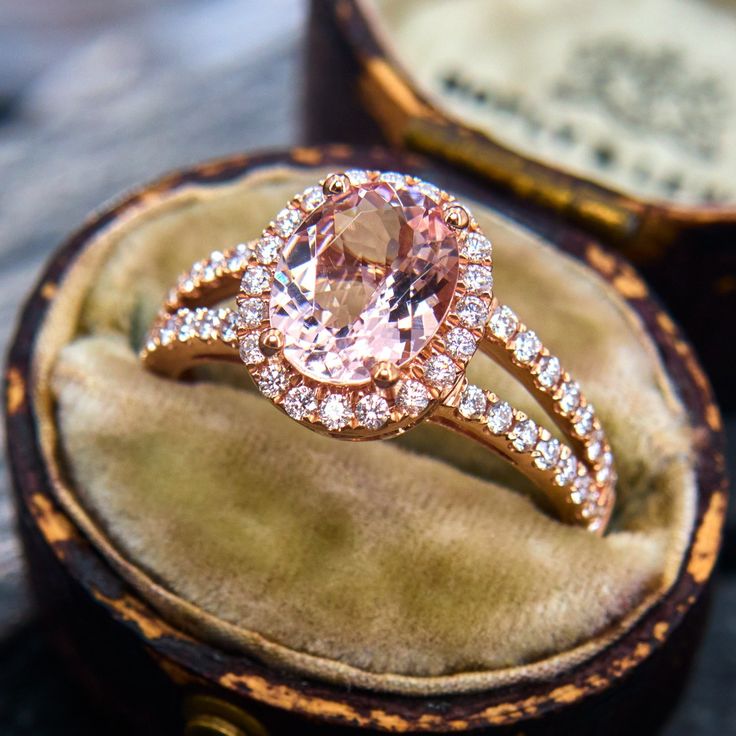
[0,2,733,734]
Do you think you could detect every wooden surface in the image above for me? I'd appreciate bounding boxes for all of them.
[0,2,733,734]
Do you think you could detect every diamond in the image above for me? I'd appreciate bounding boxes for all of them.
[455,295,489,329]
[355,394,390,429]
[242,266,271,295]
[344,169,370,185]
[489,305,518,341]
[194,308,219,340]
[458,384,487,419]
[424,354,457,388]
[487,401,513,434]
[177,312,195,342]
[226,243,248,273]
[558,381,581,414]
[283,385,318,420]
[587,438,602,462]
[270,180,460,384]
[570,472,590,502]
[218,309,239,343]
[320,394,353,430]
[301,185,325,212]
[239,332,265,365]
[159,315,178,346]
[534,438,561,470]
[574,405,595,437]
[537,355,561,389]
[255,236,282,264]
[597,466,611,484]
[274,207,302,237]
[513,330,541,364]
[379,171,406,188]
[461,264,493,293]
[257,363,289,398]
[397,380,430,416]
[415,180,442,202]
[511,418,538,452]
[238,298,266,328]
[556,453,578,486]
[460,232,492,262]
[445,327,477,360]
[203,251,224,282]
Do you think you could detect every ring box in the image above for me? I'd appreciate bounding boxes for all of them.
[4,146,727,734]
[305,0,736,408]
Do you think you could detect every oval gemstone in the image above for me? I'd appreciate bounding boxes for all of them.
[270,181,460,385]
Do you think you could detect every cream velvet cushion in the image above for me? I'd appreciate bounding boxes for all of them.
[36,165,696,695]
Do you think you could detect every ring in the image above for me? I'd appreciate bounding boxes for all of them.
[141,170,616,534]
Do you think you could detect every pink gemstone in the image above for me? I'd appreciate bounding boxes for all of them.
[270,181,460,384]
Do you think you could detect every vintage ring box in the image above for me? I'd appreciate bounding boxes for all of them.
[306,0,736,408]
[5,146,727,735]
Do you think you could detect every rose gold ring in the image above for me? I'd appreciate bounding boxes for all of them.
[141,170,616,533]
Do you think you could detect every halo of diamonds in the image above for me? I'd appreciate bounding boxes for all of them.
[233,170,494,440]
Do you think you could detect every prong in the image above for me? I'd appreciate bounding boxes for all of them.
[259,328,284,357]
[323,173,350,196]
[444,204,470,230]
[371,361,400,388]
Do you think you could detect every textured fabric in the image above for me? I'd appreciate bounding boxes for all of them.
[38,166,696,694]
[368,0,736,206]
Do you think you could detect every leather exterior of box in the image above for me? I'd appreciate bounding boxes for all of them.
[305,0,736,408]
[4,146,728,735]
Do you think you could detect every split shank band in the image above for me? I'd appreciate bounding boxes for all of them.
[142,170,616,534]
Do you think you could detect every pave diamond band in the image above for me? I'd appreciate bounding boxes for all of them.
[141,170,616,533]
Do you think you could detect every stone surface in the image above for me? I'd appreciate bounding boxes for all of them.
[270,181,460,385]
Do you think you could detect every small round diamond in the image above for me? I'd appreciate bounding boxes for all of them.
[255,236,282,264]
[355,394,390,429]
[424,354,457,388]
[557,454,579,487]
[461,264,493,293]
[320,394,353,430]
[489,305,518,341]
[397,380,430,416]
[558,381,581,414]
[257,363,289,398]
[203,251,224,281]
[587,438,603,462]
[455,295,489,329]
[415,179,442,202]
[177,312,195,342]
[274,207,302,237]
[537,355,561,389]
[218,309,239,343]
[379,171,406,188]
[238,298,266,327]
[445,327,477,360]
[487,401,513,434]
[458,385,487,419]
[194,309,219,340]
[570,473,591,503]
[159,315,178,346]
[344,169,370,185]
[511,418,538,452]
[534,438,561,470]
[226,244,248,273]
[283,385,318,420]
[239,332,265,365]
[301,185,325,212]
[513,330,542,364]
[242,266,271,295]
[460,232,492,262]
[574,405,595,437]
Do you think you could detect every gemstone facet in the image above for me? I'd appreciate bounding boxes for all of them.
[270,181,461,385]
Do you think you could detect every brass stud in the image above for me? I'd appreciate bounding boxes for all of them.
[371,361,400,388]
[444,204,470,230]
[323,173,350,196]
[259,328,283,357]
